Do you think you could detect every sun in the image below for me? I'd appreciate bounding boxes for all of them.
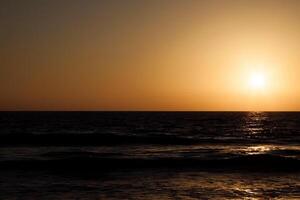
[249,72,266,90]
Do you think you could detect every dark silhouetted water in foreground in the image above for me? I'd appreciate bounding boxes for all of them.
[1,112,300,199]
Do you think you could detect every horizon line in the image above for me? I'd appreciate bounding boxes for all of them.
[1,110,300,112]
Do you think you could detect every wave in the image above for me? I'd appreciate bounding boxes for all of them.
[1,154,300,172]
[0,133,296,147]
[0,133,198,146]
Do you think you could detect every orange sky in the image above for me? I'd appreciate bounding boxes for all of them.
[1,0,300,111]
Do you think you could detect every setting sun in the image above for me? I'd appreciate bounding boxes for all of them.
[249,72,266,90]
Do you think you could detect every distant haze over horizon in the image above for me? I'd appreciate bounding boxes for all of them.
[1,0,300,111]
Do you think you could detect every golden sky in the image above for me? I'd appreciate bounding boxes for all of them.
[1,0,300,111]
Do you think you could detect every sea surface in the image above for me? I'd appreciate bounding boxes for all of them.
[1,112,300,199]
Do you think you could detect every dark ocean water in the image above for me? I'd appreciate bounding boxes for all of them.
[1,112,300,199]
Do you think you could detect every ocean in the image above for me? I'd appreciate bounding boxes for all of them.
[1,112,300,199]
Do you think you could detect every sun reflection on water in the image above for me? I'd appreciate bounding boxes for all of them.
[242,112,269,135]
[243,145,275,155]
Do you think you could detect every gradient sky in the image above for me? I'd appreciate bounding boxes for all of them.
[1,0,300,111]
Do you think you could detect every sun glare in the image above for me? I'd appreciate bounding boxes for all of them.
[249,72,266,90]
